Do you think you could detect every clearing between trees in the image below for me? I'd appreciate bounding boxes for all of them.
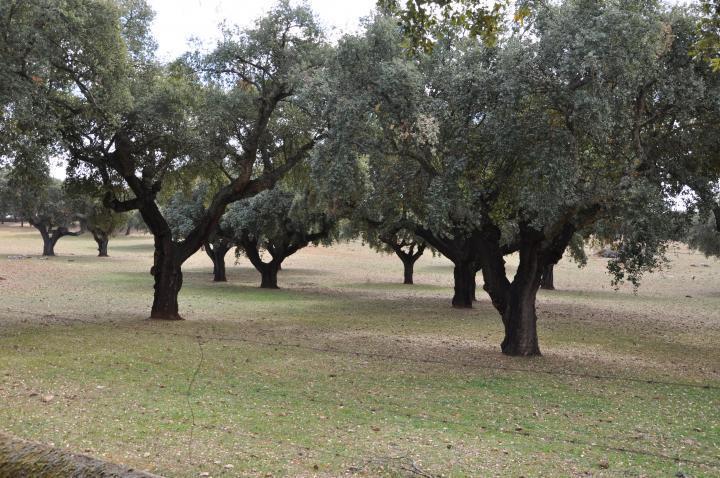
[0,224,718,477]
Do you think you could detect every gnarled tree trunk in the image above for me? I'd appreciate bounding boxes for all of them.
[478,222,576,356]
[500,242,543,356]
[205,241,231,282]
[40,229,56,256]
[150,234,183,320]
[91,230,109,257]
[242,238,284,289]
[479,241,541,356]
[32,222,78,256]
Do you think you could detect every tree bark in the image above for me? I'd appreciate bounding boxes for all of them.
[91,230,109,257]
[539,263,555,290]
[402,258,414,284]
[205,241,231,282]
[40,229,56,257]
[260,262,281,289]
[32,223,77,257]
[149,234,183,320]
[501,253,543,356]
[452,261,476,308]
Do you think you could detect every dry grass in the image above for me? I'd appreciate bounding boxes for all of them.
[0,223,718,477]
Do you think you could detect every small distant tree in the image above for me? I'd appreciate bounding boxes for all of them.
[0,172,12,223]
[22,180,80,256]
[378,230,426,285]
[83,203,127,257]
[227,188,335,289]
[361,225,427,285]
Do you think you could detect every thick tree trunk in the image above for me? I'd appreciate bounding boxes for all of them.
[42,235,56,256]
[402,258,414,284]
[241,238,285,289]
[210,242,230,282]
[150,235,183,320]
[213,251,227,282]
[540,263,555,290]
[92,230,109,257]
[33,224,59,256]
[501,282,542,356]
[452,262,476,308]
[260,262,281,289]
[500,243,543,356]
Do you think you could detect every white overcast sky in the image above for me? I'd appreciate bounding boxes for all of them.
[149,0,377,60]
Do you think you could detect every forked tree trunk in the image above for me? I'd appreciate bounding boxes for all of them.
[150,235,183,320]
[540,263,555,290]
[33,224,76,257]
[384,240,425,285]
[92,230,109,257]
[452,261,476,308]
[241,238,284,289]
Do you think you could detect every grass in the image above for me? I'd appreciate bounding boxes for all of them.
[0,223,719,477]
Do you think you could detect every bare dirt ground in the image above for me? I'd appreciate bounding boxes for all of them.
[0,223,718,477]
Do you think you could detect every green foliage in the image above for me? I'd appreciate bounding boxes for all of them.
[377,0,512,51]
[226,187,335,256]
[83,202,128,237]
[163,184,210,241]
[693,0,720,70]
[567,233,588,268]
[319,1,715,291]
[688,208,720,257]
[21,180,79,231]
[125,210,148,234]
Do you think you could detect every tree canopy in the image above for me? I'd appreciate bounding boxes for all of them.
[314,0,719,355]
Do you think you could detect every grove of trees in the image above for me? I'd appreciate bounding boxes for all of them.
[1,0,718,356]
